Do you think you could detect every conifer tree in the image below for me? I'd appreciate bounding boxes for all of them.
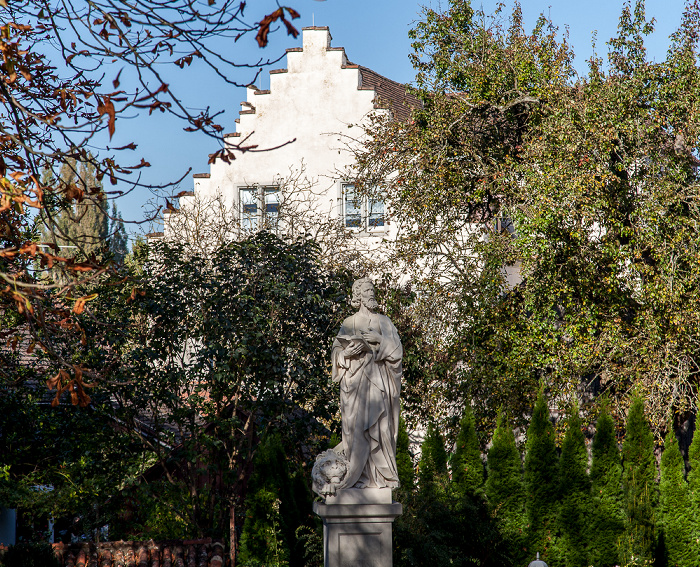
[555,406,591,567]
[619,396,657,565]
[39,157,125,277]
[452,405,484,495]
[73,159,108,259]
[395,419,508,567]
[589,404,624,567]
[523,389,559,561]
[687,425,700,565]
[396,415,415,500]
[659,427,694,567]
[395,422,453,566]
[238,432,307,567]
[109,201,129,264]
[486,410,527,565]
[418,422,448,491]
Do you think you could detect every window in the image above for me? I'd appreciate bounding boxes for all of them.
[239,186,279,232]
[342,183,384,230]
[493,217,515,236]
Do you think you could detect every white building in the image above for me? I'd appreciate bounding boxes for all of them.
[156,26,419,260]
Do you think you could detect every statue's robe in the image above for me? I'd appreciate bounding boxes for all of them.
[332,311,402,489]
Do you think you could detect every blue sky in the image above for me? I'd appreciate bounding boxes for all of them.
[113,0,690,235]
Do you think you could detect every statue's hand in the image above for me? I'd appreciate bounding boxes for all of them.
[343,342,364,358]
[361,330,382,344]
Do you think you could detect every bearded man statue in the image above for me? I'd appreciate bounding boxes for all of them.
[331,277,403,490]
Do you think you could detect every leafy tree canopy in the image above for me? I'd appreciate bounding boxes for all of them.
[354,0,700,432]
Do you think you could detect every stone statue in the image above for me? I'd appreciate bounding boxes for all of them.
[318,277,403,493]
[312,449,349,497]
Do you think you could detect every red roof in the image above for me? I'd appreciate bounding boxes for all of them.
[52,539,225,567]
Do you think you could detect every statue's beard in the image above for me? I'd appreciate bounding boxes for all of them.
[362,297,379,310]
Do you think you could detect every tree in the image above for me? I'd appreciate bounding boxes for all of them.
[452,405,484,495]
[374,278,452,433]
[523,389,559,560]
[417,422,448,492]
[1,0,304,395]
[0,389,143,542]
[37,158,130,283]
[620,396,657,565]
[658,426,695,567]
[161,169,382,276]
[555,406,591,567]
[394,419,508,567]
[688,424,700,565]
[112,232,349,562]
[395,415,415,500]
[485,411,527,565]
[109,201,129,265]
[238,433,310,567]
[589,403,624,567]
[353,0,700,431]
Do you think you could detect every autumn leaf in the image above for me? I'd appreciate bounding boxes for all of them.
[97,96,116,138]
[72,293,98,314]
[112,68,123,88]
[255,7,300,48]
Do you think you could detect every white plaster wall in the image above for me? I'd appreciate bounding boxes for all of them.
[169,27,393,251]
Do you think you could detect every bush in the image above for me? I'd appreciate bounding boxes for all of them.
[0,541,61,567]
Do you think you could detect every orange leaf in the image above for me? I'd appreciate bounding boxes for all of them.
[73,299,86,314]
[97,96,116,139]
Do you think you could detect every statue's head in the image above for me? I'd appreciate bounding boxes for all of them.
[351,277,378,311]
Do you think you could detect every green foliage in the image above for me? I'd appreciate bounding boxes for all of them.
[451,405,484,495]
[356,0,700,433]
[485,411,527,565]
[294,524,322,567]
[395,415,415,500]
[555,406,591,567]
[238,487,288,567]
[418,422,448,492]
[523,389,558,558]
[658,428,694,567]
[39,159,108,260]
[688,422,700,564]
[394,420,509,567]
[589,404,624,567]
[620,396,657,565]
[375,279,451,428]
[238,433,312,567]
[114,232,349,538]
[108,201,129,264]
[5,231,348,545]
[0,541,60,567]
[0,390,142,541]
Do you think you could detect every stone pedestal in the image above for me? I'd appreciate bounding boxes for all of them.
[313,488,402,567]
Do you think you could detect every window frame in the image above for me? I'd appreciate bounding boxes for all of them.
[340,182,386,233]
[238,185,280,232]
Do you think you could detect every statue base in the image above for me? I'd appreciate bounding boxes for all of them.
[313,488,402,567]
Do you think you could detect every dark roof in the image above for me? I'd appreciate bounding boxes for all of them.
[52,539,225,567]
[358,66,421,122]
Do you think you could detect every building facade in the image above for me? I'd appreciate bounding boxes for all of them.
[158,27,418,259]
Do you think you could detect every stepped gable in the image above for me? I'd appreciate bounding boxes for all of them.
[225,26,419,140]
[180,25,421,211]
[52,539,225,567]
